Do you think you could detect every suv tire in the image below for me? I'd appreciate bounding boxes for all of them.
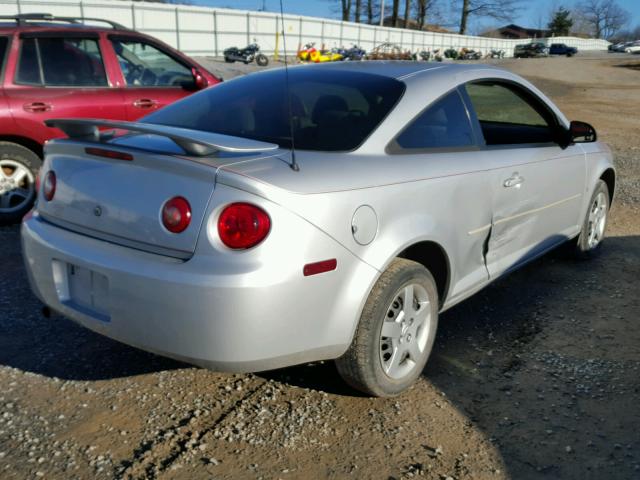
[0,142,39,224]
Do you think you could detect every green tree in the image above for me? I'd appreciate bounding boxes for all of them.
[548,7,574,36]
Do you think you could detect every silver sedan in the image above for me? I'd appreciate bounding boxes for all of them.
[22,62,615,396]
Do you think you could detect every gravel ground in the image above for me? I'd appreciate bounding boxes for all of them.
[1,53,639,480]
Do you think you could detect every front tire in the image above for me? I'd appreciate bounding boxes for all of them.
[256,54,269,66]
[574,180,610,258]
[336,259,439,397]
[0,142,39,224]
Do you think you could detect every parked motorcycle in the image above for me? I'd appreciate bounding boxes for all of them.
[489,49,505,58]
[459,48,482,60]
[297,42,316,62]
[418,50,431,61]
[336,44,366,61]
[223,43,269,66]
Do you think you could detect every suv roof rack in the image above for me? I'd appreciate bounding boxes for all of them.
[0,13,128,30]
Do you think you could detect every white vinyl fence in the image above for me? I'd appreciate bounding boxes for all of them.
[1,0,611,57]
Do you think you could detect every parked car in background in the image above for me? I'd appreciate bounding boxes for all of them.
[0,13,221,223]
[22,63,615,397]
[549,43,578,57]
[625,41,640,53]
[514,42,549,58]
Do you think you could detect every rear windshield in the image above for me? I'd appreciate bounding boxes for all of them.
[144,67,405,152]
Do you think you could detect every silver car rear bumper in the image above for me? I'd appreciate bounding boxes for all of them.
[21,213,378,372]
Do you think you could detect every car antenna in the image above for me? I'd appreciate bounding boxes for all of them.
[278,0,299,172]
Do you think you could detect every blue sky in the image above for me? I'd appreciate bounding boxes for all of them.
[190,0,640,33]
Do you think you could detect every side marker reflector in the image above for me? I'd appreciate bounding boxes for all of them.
[303,259,337,277]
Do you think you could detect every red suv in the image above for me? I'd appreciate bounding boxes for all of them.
[0,13,221,223]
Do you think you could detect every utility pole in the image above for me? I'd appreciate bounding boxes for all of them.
[379,0,384,26]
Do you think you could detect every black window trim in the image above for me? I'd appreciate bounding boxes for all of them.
[0,35,11,85]
[108,34,193,89]
[386,86,483,155]
[464,78,565,150]
[14,35,110,88]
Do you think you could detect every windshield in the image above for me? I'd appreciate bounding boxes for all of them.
[144,67,405,152]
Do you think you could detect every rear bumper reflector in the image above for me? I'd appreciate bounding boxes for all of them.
[303,259,337,276]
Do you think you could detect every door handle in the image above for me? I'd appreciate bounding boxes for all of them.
[23,102,52,113]
[132,98,158,108]
[503,173,524,188]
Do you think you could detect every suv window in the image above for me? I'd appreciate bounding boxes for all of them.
[110,38,192,87]
[144,68,405,152]
[465,82,555,145]
[0,37,8,78]
[395,90,474,150]
[16,37,107,87]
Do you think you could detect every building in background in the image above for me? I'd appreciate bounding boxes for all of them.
[482,24,551,39]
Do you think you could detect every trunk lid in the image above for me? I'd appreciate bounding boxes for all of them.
[38,135,276,258]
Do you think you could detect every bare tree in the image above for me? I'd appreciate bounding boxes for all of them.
[413,0,439,29]
[367,0,374,23]
[456,0,522,35]
[404,0,411,27]
[339,0,352,21]
[354,0,362,22]
[577,0,629,38]
[392,0,400,27]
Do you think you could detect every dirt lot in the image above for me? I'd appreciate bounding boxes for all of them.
[1,53,639,480]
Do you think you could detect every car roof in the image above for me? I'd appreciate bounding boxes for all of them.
[0,14,129,33]
[294,61,508,80]
[0,24,124,33]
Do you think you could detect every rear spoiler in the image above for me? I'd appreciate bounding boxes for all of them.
[44,118,279,156]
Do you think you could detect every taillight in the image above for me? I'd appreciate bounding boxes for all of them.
[43,171,56,201]
[162,196,191,233]
[217,203,270,249]
[85,147,133,161]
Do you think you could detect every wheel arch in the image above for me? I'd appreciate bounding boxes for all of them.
[396,240,451,308]
[0,136,43,160]
[599,168,615,205]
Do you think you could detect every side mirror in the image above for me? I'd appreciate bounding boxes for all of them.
[570,120,597,143]
[190,67,208,90]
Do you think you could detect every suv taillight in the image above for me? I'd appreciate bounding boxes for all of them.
[162,196,191,233]
[217,203,270,249]
[43,171,56,201]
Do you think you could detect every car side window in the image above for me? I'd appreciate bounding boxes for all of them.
[465,82,555,145]
[16,38,40,85]
[0,37,9,78]
[395,90,474,150]
[16,37,107,87]
[110,38,192,87]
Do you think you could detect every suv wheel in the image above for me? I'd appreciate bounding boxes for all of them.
[0,142,39,224]
[336,258,439,397]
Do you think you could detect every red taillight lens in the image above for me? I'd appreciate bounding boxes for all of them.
[217,203,270,249]
[162,196,191,233]
[85,147,133,161]
[43,171,56,201]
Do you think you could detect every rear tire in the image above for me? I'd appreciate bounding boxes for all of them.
[336,259,439,397]
[573,180,610,259]
[0,142,40,225]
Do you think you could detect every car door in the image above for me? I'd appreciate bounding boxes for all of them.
[387,89,493,302]
[108,36,195,121]
[6,33,126,145]
[463,81,585,278]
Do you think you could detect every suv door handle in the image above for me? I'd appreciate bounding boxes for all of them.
[132,98,158,109]
[503,173,524,188]
[23,102,52,113]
